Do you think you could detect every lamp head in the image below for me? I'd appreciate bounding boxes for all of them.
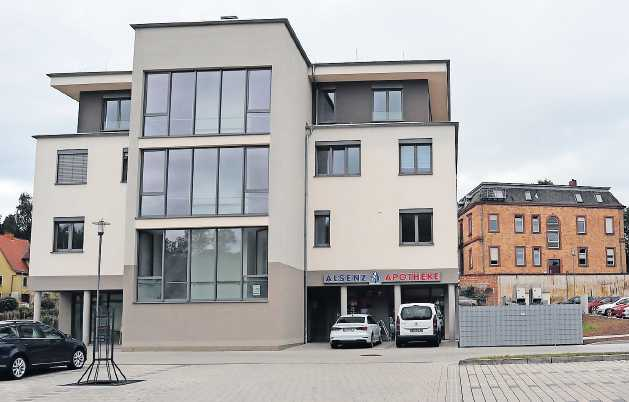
[92,219,110,235]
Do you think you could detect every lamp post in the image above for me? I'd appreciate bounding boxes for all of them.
[77,219,126,384]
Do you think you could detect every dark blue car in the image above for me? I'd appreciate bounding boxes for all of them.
[0,320,86,379]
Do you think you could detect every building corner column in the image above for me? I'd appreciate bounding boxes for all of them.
[32,291,42,322]
[340,286,348,316]
[447,284,456,341]
[394,285,401,317]
[82,290,91,345]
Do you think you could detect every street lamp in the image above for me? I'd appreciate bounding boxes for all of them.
[77,219,126,384]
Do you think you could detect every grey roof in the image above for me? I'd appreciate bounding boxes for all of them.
[458,182,624,214]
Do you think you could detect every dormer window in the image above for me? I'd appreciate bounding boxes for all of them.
[524,191,532,201]
[575,193,583,203]
[493,189,504,199]
[595,194,603,203]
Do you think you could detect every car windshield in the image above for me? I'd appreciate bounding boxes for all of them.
[401,306,432,320]
[336,317,365,324]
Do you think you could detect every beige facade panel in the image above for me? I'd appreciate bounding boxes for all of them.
[121,262,303,350]
[307,124,458,273]
[29,275,123,292]
[124,21,312,272]
[49,71,132,100]
[135,216,269,230]
[138,134,270,149]
[30,135,128,279]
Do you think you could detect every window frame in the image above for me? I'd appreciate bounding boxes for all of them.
[52,217,85,253]
[546,216,561,249]
[576,216,587,235]
[488,214,500,233]
[532,246,542,267]
[606,247,616,267]
[314,141,361,177]
[55,149,88,185]
[514,214,525,234]
[531,215,541,234]
[524,191,532,201]
[136,227,269,303]
[575,193,583,203]
[604,216,614,235]
[489,246,500,267]
[467,214,472,237]
[399,208,434,246]
[142,68,272,138]
[139,146,269,218]
[102,97,131,132]
[515,246,526,267]
[577,247,588,267]
[468,249,473,270]
[372,88,403,122]
[314,210,331,248]
[595,194,603,203]
[398,139,433,175]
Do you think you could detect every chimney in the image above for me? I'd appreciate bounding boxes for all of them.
[569,179,577,187]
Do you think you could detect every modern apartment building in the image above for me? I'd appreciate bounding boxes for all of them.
[458,181,626,304]
[29,18,459,349]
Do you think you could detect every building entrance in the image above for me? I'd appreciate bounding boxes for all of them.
[307,287,340,342]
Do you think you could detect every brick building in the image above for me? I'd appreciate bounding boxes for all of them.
[458,181,626,304]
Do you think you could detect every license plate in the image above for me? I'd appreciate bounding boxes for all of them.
[343,328,353,332]
[410,328,424,333]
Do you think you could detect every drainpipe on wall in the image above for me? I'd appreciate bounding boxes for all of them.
[304,123,313,344]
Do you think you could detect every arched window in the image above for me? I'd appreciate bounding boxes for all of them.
[547,216,560,249]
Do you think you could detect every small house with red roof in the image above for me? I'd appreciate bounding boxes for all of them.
[0,233,30,302]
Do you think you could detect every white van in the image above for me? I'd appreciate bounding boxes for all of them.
[396,303,443,347]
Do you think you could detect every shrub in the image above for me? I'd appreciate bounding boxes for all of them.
[41,297,56,310]
[0,297,18,312]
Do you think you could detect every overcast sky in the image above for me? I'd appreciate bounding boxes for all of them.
[1,0,628,217]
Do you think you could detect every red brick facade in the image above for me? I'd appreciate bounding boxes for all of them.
[459,204,626,275]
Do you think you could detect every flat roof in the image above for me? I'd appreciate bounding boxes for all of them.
[48,70,132,100]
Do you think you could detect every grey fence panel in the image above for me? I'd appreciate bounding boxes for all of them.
[458,304,582,347]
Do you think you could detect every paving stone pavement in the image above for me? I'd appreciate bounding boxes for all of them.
[2,342,629,401]
[459,361,629,402]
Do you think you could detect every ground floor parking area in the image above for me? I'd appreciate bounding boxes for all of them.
[4,342,629,401]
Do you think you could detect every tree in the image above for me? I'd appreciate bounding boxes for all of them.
[1,214,19,237]
[15,193,32,240]
[1,193,32,240]
[537,178,554,185]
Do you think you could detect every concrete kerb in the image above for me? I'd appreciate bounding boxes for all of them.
[459,353,629,365]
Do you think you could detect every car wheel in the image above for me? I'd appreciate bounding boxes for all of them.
[606,309,613,317]
[370,334,375,348]
[396,340,403,348]
[330,342,338,349]
[9,355,28,380]
[432,336,440,347]
[68,349,86,369]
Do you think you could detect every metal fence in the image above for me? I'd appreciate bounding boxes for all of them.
[458,304,583,347]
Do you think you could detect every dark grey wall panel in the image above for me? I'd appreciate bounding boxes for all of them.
[77,90,131,133]
[317,80,430,124]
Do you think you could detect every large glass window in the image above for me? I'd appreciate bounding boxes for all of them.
[103,98,131,131]
[399,210,433,245]
[192,148,218,214]
[578,247,588,267]
[53,218,84,252]
[195,71,221,134]
[576,216,586,234]
[532,247,542,267]
[514,215,524,233]
[373,89,402,121]
[144,69,271,136]
[137,230,163,301]
[169,72,196,135]
[606,248,616,267]
[137,227,268,303]
[317,90,335,123]
[489,247,500,266]
[218,148,244,214]
[531,215,541,233]
[140,150,166,216]
[547,216,560,249]
[488,214,499,233]
[399,140,432,175]
[314,211,330,247]
[140,147,268,217]
[605,217,614,234]
[166,149,192,216]
[315,143,360,176]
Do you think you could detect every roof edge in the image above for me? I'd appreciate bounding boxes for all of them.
[474,182,612,191]
[312,59,450,67]
[129,18,311,67]
[47,70,132,78]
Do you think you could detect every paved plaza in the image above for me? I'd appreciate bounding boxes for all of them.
[2,342,629,401]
